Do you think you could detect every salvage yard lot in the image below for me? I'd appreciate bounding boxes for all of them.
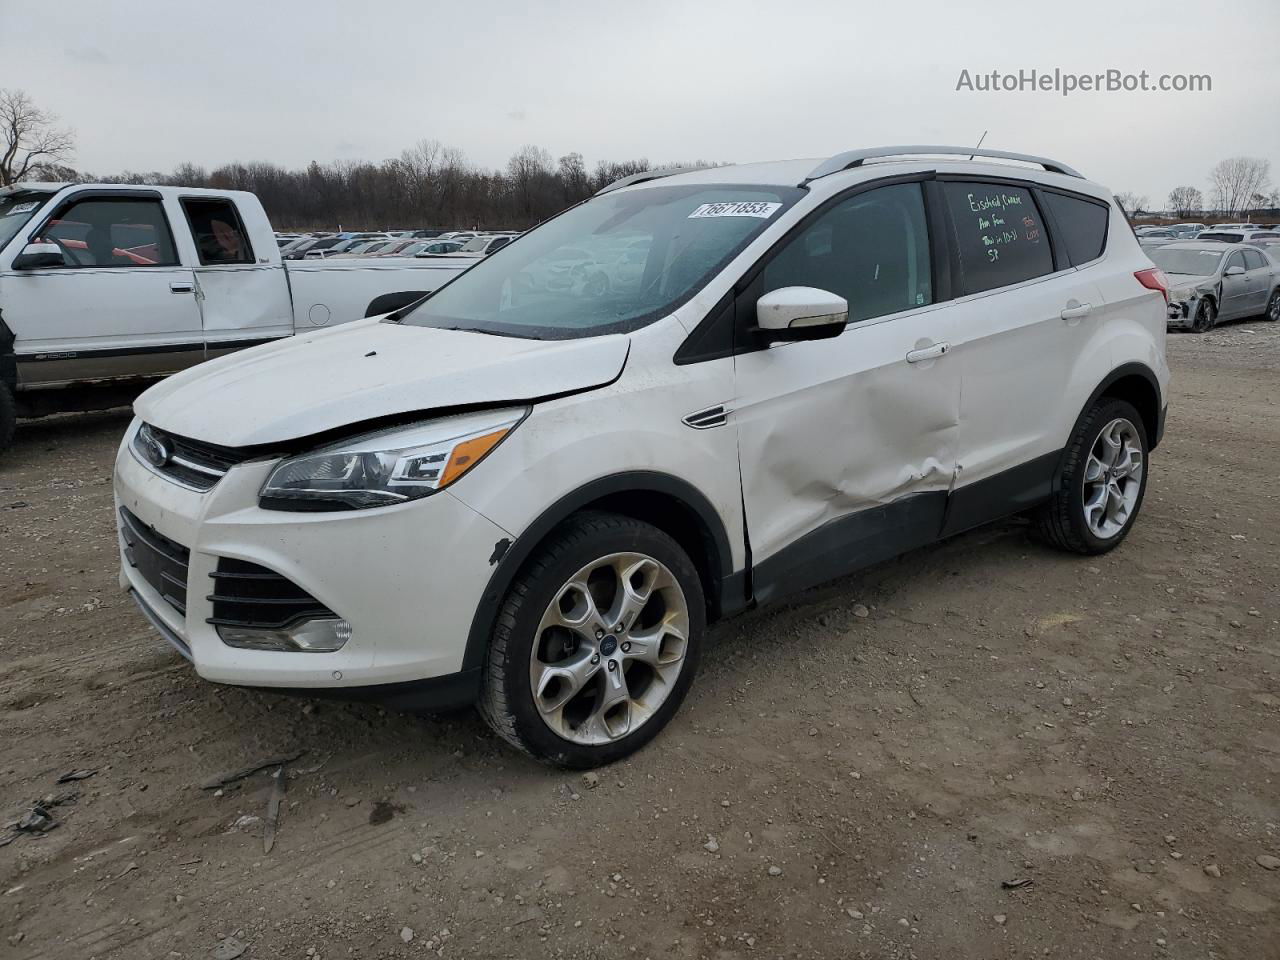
[1,326,1277,959]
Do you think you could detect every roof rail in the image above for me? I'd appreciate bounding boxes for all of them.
[801,146,1083,185]
[595,166,703,196]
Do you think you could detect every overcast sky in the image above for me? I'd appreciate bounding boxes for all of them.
[3,0,1278,205]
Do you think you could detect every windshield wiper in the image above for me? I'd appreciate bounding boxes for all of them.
[439,325,542,340]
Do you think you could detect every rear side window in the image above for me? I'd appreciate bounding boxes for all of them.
[1041,191,1109,266]
[942,181,1054,295]
[182,197,255,265]
[1242,249,1267,270]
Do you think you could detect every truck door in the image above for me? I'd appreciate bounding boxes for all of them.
[6,190,203,387]
[178,196,293,357]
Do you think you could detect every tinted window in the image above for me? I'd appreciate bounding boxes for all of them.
[762,182,932,322]
[33,197,178,268]
[1197,232,1242,243]
[1242,249,1267,270]
[942,181,1054,294]
[183,198,254,265]
[1041,191,1109,266]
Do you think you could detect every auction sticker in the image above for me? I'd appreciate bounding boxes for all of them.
[5,201,38,216]
[688,201,782,219]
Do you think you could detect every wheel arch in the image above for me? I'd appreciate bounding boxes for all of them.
[461,471,742,674]
[1062,363,1164,474]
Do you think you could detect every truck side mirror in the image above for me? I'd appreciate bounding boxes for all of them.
[13,241,66,270]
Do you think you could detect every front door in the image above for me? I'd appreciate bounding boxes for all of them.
[1219,250,1252,320]
[733,181,961,602]
[7,192,203,387]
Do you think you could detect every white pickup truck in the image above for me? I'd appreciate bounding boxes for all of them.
[0,182,468,452]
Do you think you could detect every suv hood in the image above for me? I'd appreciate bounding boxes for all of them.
[135,319,629,447]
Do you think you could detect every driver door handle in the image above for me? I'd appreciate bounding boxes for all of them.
[170,281,194,294]
[1061,302,1093,321]
[905,341,950,363]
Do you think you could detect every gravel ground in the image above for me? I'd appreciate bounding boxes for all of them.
[1,320,1277,960]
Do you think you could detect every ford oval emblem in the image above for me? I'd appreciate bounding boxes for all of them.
[142,431,172,468]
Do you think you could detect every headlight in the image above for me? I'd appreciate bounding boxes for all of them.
[260,408,527,511]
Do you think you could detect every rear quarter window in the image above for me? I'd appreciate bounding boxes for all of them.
[942,181,1054,295]
[1040,191,1110,266]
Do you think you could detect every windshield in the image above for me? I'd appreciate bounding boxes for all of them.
[1148,247,1225,276]
[398,183,804,339]
[460,237,489,252]
[0,191,54,250]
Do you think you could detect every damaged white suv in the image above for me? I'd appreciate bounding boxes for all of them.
[115,146,1170,767]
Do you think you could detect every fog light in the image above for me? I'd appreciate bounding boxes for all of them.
[217,617,352,653]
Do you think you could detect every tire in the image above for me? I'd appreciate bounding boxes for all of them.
[1032,398,1149,556]
[479,511,705,768]
[1191,298,1216,333]
[1264,289,1280,323]
[0,382,16,455]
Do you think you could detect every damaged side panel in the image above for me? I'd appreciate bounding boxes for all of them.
[733,306,961,596]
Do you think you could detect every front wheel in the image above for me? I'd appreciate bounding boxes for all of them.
[479,512,705,768]
[1191,298,1216,333]
[1033,399,1149,555]
[0,382,16,456]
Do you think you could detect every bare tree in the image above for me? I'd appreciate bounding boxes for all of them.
[1208,157,1271,217]
[1114,192,1149,217]
[1167,185,1203,218]
[0,89,75,186]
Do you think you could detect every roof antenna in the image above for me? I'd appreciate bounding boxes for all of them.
[969,131,988,160]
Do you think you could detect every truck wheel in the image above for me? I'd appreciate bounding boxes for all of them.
[0,382,16,455]
[1033,399,1149,555]
[479,511,705,769]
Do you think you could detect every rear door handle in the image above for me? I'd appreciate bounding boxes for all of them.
[170,282,194,294]
[905,341,950,363]
[1061,302,1093,321]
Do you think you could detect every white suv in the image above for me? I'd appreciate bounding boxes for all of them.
[114,146,1170,768]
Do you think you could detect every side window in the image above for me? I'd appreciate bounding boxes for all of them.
[34,197,178,268]
[761,182,932,323]
[1242,249,1266,270]
[1225,251,1246,272]
[1040,191,1109,266]
[490,236,510,251]
[941,181,1054,294]
[182,197,255,266]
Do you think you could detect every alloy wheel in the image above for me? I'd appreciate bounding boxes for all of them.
[1081,418,1144,540]
[529,552,690,746]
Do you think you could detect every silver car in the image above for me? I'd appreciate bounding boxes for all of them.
[1150,241,1280,332]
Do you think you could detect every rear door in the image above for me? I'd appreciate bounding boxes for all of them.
[936,178,1099,535]
[178,196,293,357]
[733,180,961,601]
[5,190,203,387]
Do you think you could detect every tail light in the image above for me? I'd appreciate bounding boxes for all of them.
[1135,267,1170,304]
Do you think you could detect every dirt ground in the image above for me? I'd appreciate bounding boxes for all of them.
[1,321,1277,960]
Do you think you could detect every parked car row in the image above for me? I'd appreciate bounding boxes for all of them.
[276,228,520,260]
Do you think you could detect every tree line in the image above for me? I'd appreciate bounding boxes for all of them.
[1118,156,1276,220]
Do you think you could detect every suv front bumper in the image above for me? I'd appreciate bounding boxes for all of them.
[114,419,511,703]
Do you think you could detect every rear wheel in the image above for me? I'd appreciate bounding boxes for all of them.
[479,512,705,768]
[1033,399,1149,555]
[1191,298,1216,333]
[1264,289,1280,322]
[0,383,16,455]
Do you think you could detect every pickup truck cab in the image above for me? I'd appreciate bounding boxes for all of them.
[0,182,467,452]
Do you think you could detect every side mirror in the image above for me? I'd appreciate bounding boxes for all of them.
[1224,265,1246,277]
[755,286,848,342]
[13,241,66,270]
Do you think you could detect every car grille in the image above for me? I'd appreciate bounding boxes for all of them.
[133,423,249,492]
[119,507,190,615]
[206,558,336,630]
